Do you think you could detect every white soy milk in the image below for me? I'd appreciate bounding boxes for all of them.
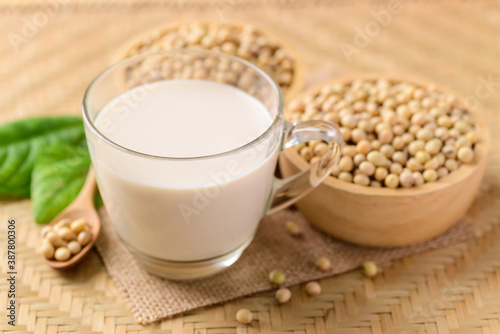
[92,80,279,262]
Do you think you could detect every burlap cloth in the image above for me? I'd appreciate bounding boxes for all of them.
[96,206,475,324]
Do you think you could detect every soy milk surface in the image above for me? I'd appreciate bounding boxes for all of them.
[97,80,272,158]
[93,80,279,261]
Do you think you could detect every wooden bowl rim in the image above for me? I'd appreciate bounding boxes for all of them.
[283,74,491,197]
[110,20,306,100]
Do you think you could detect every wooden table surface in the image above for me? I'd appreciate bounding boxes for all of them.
[1,1,500,333]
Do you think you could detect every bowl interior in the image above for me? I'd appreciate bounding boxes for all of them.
[282,75,491,197]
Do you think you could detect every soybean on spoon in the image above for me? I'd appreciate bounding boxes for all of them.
[44,168,100,269]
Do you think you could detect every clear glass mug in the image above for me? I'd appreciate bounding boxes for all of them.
[82,49,342,280]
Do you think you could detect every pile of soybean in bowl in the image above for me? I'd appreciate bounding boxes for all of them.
[286,78,479,188]
[121,22,299,94]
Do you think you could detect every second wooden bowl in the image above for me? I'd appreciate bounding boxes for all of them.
[112,21,305,100]
[279,76,490,247]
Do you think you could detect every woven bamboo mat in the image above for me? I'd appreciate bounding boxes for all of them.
[1,0,500,333]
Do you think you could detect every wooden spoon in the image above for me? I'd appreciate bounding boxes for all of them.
[44,167,100,269]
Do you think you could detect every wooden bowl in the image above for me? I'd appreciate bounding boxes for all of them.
[111,21,305,100]
[279,76,490,247]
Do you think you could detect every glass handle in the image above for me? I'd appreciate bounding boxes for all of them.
[266,120,343,215]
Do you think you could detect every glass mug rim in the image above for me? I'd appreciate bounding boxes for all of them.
[82,49,285,161]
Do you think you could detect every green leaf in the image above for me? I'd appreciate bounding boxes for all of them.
[31,143,91,224]
[94,190,103,208]
[0,117,86,197]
